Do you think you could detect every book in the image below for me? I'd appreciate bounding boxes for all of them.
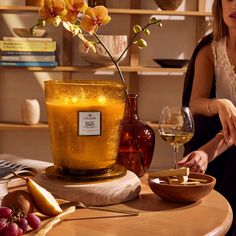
[0,61,58,67]
[0,40,56,52]
[0,153,52,188]
[0,51,55,56]
[2,37,53,42]
[1,55,56,62]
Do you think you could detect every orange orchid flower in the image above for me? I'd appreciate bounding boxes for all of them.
[61,0,88,23]
[40,0,67,25]
[80,6,111,35]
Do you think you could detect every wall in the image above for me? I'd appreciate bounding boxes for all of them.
[0,0,212,170]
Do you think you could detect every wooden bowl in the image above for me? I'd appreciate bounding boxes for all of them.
[79,35,128,66]
[154,0,183,10]
[148,173,216,203]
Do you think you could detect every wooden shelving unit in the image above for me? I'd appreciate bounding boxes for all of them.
[0,6,211,16]
[0,122,48,130]
[0,0,210,131]
[0,65,187,73]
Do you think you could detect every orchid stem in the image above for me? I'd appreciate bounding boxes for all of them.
[94,22,157,96]
[116,22,155,64]
[94,33,128,96]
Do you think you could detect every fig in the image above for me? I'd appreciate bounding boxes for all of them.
[1,190,34,214]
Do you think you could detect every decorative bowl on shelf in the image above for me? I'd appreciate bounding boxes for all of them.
[12,28,48,38]
[148,173,216,203]
[153,59,189,68]
[154,0,183,10]
[79,35,128,66]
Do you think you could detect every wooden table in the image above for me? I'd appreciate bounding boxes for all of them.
[44,178,233,236]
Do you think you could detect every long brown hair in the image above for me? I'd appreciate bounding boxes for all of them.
[212,0,228,41]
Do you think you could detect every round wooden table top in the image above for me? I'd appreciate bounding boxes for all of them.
[45,178,233,236]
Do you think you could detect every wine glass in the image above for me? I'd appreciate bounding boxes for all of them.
[158,106,194,169]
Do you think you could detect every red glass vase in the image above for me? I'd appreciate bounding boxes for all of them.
[117,94,155,177]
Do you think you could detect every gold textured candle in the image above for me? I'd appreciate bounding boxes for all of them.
[45,80,126,171]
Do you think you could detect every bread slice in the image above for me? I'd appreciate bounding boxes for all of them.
[148,167,190,180]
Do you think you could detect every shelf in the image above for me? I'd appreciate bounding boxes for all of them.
[0,6,211,17]
[109,9,211,16]
[0,65,187,73]
[0,122,48,130]
[0,121,160,131]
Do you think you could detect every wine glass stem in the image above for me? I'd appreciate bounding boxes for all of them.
[173,145,179,169]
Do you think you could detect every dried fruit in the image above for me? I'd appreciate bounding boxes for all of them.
[1,190,34,214]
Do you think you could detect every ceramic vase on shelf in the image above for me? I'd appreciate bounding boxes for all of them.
[117,94,155,177]
[21,99,40,125]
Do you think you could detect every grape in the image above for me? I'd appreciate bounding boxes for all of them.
[0,207,12,218]
[26,213,41,230]
[17,227,23,236]
[2,222,19,236]
[17,217,28,233]
[0,218,7,233]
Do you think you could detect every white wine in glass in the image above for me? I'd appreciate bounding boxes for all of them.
[159,106,194,169]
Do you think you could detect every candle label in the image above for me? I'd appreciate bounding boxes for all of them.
[78,111,102,136]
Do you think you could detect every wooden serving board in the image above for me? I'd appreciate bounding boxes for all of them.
[33,171,141,206]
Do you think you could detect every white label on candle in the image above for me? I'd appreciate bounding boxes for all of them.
[78,111,101,136]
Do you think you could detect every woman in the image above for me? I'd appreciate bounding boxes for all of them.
[181,1,236,235]
[190,0,236,144]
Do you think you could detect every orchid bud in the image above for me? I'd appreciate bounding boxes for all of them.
[52,16,61,27]
[133,39,147,49]
[149,17,162,27]
[144,28,150,35]
[37,19,45,27]
[133,25,142,34]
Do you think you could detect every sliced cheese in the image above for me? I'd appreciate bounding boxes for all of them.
[148,167,190,179]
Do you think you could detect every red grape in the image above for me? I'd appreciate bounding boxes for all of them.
[17,217,28,233]
[2,222,19,236]
[17,227,23,236]
[0,207,12,218]
[0,218,7,232]
[26,213,41,230]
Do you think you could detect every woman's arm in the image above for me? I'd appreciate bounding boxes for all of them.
[178,131,233,173]
[189,43,215,116]
[190,43,236,144]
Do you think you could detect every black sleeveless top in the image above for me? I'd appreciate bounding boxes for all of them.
[182,33,236,217]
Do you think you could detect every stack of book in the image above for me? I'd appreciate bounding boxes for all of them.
[0,37,57,67]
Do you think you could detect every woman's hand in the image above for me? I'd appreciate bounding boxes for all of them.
[215,99,236,145]
[178,150,208,173]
